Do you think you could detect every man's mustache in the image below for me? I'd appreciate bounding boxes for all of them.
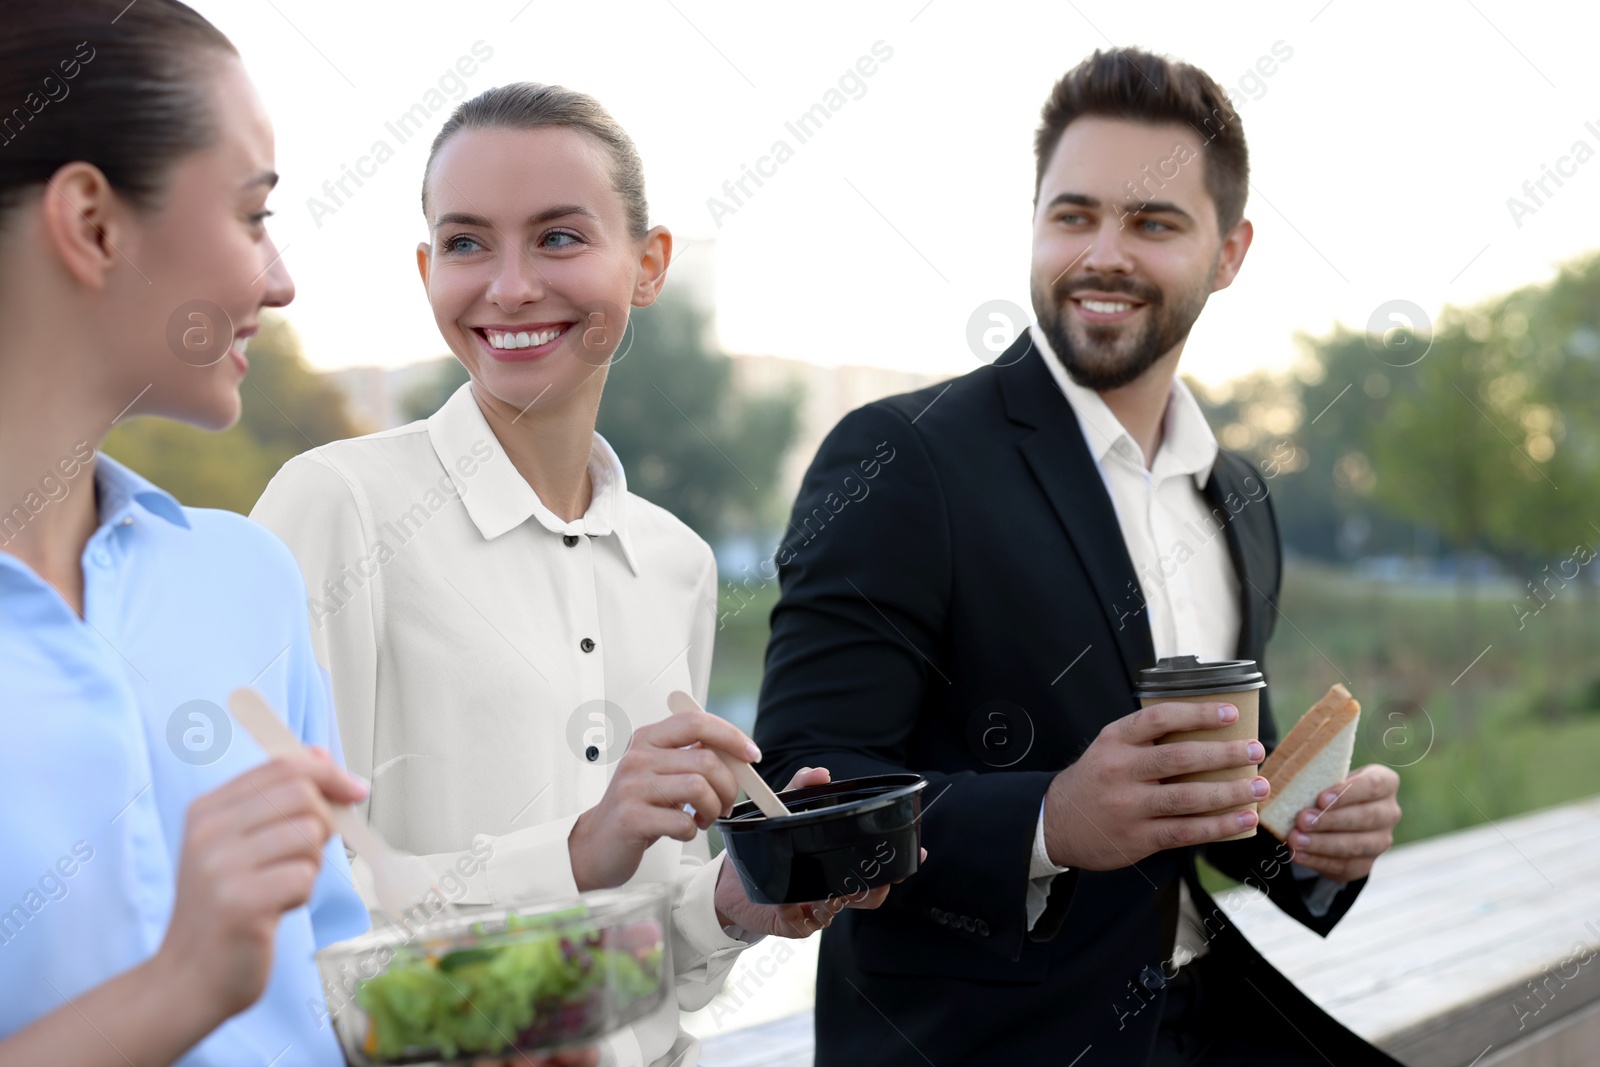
[1055,275,1162,305]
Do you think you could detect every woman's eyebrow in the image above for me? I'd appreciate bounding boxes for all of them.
[529,204,596,224]
[434,211,492,229]
[246,170,279,190]
[433,205,599,231]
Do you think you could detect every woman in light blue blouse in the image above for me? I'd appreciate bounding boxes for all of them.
[0,3,583,1065]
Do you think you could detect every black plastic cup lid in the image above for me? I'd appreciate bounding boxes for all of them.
[1134,655,1265,699]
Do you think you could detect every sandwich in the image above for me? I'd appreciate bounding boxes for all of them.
[1258,683,1361,840]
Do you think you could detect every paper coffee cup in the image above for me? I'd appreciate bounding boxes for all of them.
[1134,656,1265,842]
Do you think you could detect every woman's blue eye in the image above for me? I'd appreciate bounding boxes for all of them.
[543,231,581,249]
[445,234,484,254]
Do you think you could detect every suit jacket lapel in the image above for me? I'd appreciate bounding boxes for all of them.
[996,335,1157,687]
[1202,454,1270,660]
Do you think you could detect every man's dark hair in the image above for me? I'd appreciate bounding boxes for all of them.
[1034,48,1249,232]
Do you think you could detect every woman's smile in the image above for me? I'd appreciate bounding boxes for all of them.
[470,320,575,361]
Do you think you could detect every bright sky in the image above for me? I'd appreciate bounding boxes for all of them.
[193,0,1600,387]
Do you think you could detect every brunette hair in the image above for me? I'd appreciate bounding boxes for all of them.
[0,0,237,223]
[422,82,649,238]
[1035,48,1249,231]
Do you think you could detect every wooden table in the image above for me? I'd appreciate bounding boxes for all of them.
[692,796,1600,1066]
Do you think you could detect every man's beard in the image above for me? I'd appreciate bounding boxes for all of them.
[1031,262,1215,391]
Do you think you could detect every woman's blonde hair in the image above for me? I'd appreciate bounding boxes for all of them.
[421,82,648,238]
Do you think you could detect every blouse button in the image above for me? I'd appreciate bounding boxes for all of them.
[585,745,600,761]
[563,534,579,547]
[580,637,596,653]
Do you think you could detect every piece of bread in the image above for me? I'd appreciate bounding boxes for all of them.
[1258,684,1361,840]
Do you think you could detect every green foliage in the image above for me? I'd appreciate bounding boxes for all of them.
[1195,562,1600,895]
[403,290,800,543]
[1261,563,1600,846]
[101,313,366,514]
[401,357,469,424]
[1194,250,1600,568]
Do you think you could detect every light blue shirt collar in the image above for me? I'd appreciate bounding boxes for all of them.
[92,452,191,530]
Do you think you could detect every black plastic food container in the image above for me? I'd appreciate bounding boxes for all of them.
[715,773,926,905]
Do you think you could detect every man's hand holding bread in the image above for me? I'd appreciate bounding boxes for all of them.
[1260,684,1402,883]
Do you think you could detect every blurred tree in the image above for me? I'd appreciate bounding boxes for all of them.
[1365,324,1506,561]
[1191,334,1427,563]
[399,357,467,423]
[102,313,366,514]
[1516,252,1600,551]
[1487,254,1600,709]
[1200,252,1600,732]
[1198,251,1600,573]
[401,288,800,543]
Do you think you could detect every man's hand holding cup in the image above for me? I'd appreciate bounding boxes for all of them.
[1043,699,1268,869]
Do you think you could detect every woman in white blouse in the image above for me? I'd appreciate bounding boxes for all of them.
[252,83,892,1067]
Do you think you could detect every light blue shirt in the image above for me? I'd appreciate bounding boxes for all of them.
[0,454,368,1065]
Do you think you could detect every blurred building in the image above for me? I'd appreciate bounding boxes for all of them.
[323,359,453,434]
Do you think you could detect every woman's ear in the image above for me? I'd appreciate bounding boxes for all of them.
[631,224,672,308]
[416,242,432,288]
[39,161,123,289]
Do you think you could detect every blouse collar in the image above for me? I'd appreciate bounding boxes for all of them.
[427,382,640,574]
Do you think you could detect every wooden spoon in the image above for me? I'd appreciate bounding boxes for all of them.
[666,690,792,818]
[228,687,458,924]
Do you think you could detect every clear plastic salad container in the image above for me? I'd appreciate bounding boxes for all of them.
[317,883,671,1064]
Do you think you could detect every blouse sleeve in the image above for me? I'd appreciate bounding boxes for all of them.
[664,547,752,1011]
[252,450,413,908]
[251,451,381,803]
[688,541,717,708]
[298,658,374,949]
[260,507,371,950]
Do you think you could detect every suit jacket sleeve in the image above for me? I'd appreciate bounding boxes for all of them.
[754,402,1068,962]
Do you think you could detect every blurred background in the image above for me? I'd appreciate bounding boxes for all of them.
[108,0,1600,907]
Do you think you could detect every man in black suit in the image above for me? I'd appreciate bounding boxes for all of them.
[753,47,1404,1065]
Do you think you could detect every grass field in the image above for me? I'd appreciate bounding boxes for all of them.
[1262,562,1600,846]
[708,562,1600,851]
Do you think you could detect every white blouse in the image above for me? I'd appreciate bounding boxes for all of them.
[251,381,748,1067]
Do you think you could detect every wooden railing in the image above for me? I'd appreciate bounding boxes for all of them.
[688,796,1600,1067]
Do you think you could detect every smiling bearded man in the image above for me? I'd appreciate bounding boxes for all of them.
[753,47,1404,1067]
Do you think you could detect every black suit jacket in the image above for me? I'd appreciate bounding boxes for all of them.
[753,335,1399,1065]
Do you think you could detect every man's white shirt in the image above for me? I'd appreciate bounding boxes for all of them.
[1023,326,1335,954]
